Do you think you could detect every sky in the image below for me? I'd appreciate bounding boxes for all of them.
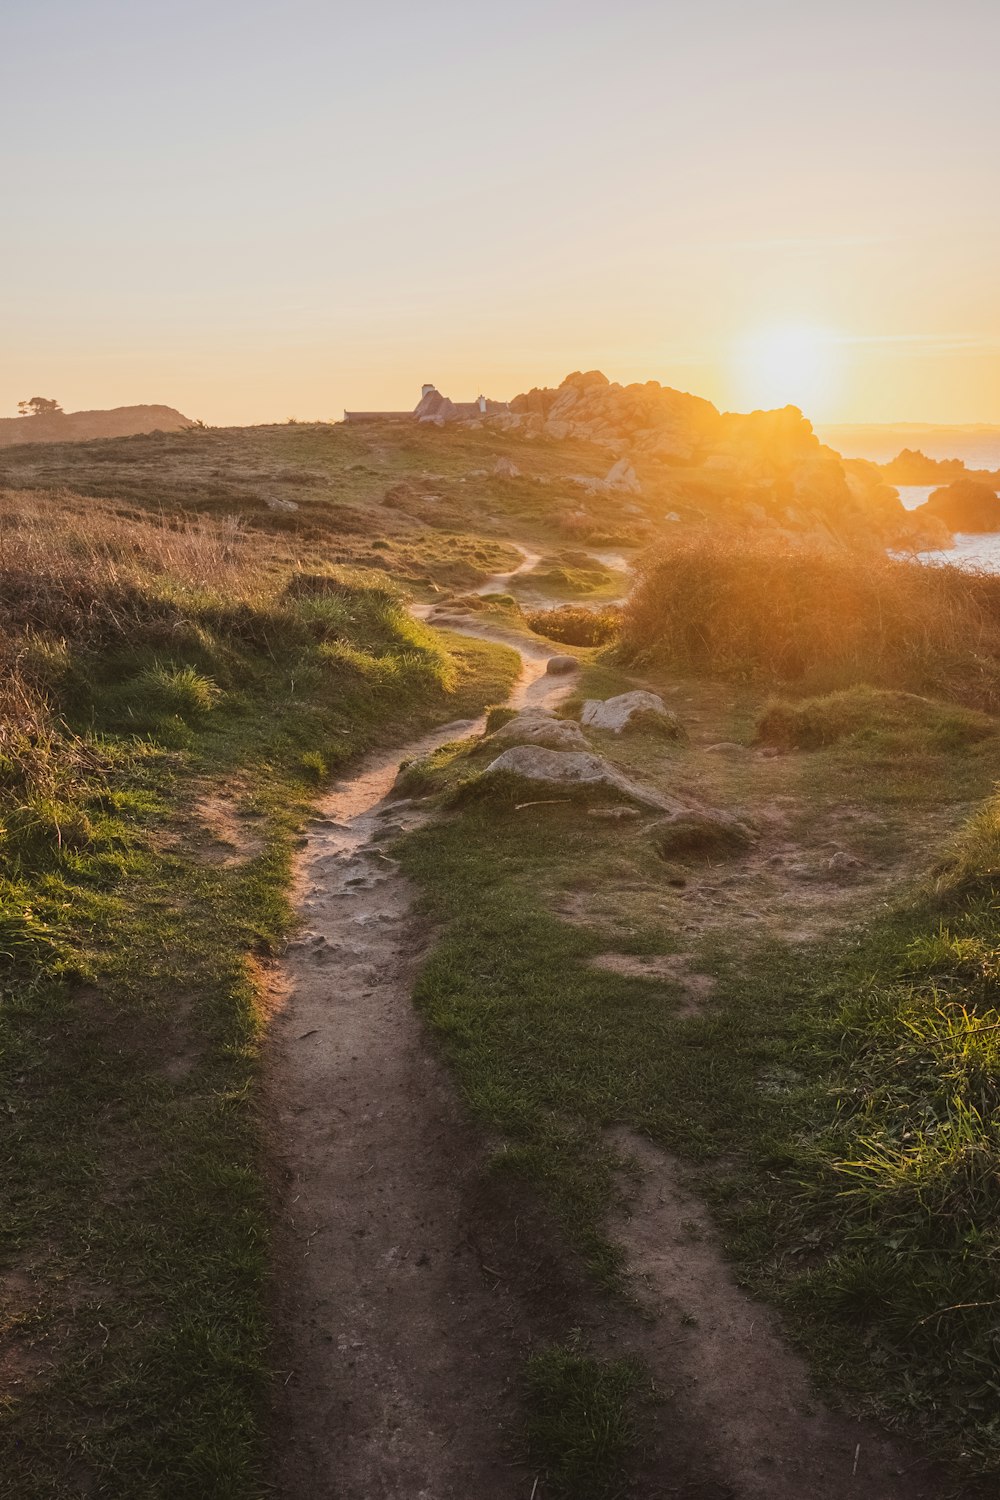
[3,0,999,427]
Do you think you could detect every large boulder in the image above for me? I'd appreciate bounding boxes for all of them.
[915,479,1000,532]
[480,746,679,811]
[488,708,590,752]
[545,655,579,675]
[581,691,681,737]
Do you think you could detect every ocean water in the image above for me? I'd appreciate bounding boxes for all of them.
[896,484,1000,572]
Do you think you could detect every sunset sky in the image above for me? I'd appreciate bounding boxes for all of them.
[4,0,999,427]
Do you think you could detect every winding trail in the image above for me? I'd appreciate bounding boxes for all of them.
[267,545,945,1499]
[267,550,569,1499]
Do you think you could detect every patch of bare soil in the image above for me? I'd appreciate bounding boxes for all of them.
[190,792,265,866]
[608,1128,948,1500]
[589,952,716,1016]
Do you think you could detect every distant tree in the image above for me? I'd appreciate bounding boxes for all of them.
[17,396,63,418]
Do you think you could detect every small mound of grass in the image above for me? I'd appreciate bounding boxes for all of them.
[523,1344,644,1500]
[527,605,620,647]
[484,705,518,733]
[756,686,996,751]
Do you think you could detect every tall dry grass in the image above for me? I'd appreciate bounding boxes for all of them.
[0,487,271,603]
[621,529,1000,708]
[0,488,287,797]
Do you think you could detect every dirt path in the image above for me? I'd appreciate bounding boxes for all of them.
[267,547,953,1499]
[611,1130,946,1500]
[267,554,572,1499]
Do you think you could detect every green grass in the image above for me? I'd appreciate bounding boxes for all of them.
[396,711,1000,1476]
[0,529,518,1496]
[756,684,996,752]
[523,1343,645,1500]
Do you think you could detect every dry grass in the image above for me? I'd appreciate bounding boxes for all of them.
[0,488,285,800]
[621,529,1000,708]
[0,487,273,602]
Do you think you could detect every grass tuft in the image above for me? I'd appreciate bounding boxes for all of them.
[523,1343,644,1500]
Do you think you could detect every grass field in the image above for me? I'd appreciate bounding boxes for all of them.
[396,660,1000,1488]
[0,486,518,1497]
[0,420,649,569]
[8,425,1000,1495]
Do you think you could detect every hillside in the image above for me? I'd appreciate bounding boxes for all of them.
[0,375,938,556]
[4,382,1000,1499]
[0,403,191,448]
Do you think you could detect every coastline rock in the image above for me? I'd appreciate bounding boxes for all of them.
[914,479,1000,533]
[581,691,681,737]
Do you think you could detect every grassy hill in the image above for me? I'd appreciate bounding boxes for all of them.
[0,404,192,448]
[0,472,520,1497]
[5,409,1000,1495]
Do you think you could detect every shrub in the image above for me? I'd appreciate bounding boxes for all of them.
[621,530,1000,708]
[527,605,620,647]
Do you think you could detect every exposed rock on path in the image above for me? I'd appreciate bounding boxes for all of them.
[481,744,683,811]
[545,653,579,675]
[487,705,590,751]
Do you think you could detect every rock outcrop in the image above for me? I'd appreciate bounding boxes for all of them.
[914,479,1000,533]
[480,746,679,811]
[511,370,719,461]
[504,371,910,548]
[581,691,681,737]
[487,708,590,752]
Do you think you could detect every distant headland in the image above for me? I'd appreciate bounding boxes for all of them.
[0,402,192,448]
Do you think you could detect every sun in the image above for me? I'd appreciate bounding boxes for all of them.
[733,323,842,416]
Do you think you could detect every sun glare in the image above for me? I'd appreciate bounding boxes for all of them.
[733,324,842,416]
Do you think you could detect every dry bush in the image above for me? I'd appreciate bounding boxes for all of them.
[621,529,1000,708]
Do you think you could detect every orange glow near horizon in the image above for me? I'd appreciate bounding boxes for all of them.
[733,325,844,417]
[4,4,999,429]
